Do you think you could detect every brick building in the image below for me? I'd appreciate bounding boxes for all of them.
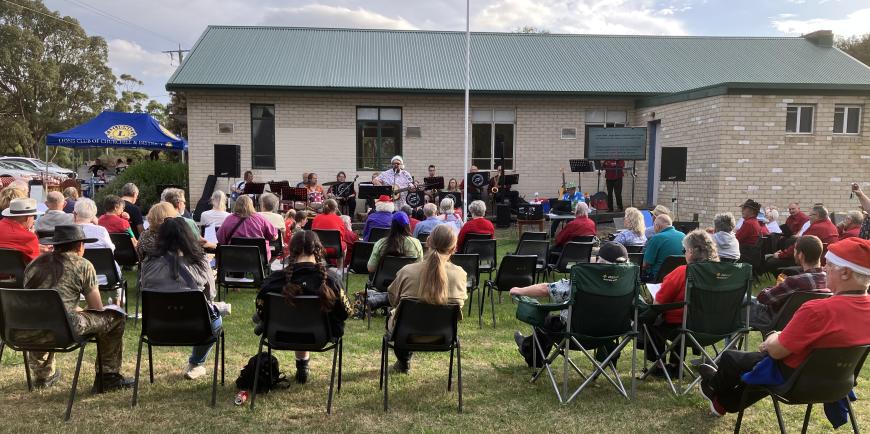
[167,26,870,221]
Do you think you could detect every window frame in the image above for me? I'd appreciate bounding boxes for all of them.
[584,109,628,128]
[833,105,862,135]
[355,106,403,171]
[785,105,815,134]
[250,104,276,170]
[470,108,516,170]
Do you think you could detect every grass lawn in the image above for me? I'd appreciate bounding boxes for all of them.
[0,228,867,433]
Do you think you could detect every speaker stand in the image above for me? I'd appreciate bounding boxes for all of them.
[671,181,680,221]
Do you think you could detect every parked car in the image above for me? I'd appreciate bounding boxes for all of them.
[0,161,41,181]
[0,156,76,179]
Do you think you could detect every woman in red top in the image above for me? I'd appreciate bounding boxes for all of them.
[311,199,353,255]
[98,194,138,246]
[645,229,719,374]
[456,200,494,251]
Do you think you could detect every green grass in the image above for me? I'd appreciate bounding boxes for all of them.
[1,228,867,433]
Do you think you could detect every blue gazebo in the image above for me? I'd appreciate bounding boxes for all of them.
[47,111,187,150]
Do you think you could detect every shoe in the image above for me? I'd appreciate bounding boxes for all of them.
[514,331,524,350]
[34,369,61,389]
[213,301,231,316]
[184,363,207,380]
[698,380,726,417]
[698,364,717,383]
[391,359,410,374]
[92,373,134,393]
[646,363,678,378]
[295,359,309,384]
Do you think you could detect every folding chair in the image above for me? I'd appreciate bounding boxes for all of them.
[216,245,265,301]
[109,233,139,319]
[515,239,549,282]
[449,253,480,326]
[313,229,345,274]
[547,242,593,279]
[766,292,831,333]
[515,263,640,403]
[628,252,644,267]
[519,231,547,242]
[624,244,644,254]
[369,227,390,244]
[653,255,687,283]
[482,255,536,327]
[250,294,342,414]
[640,261,752,396]
[762,233,782,256]
[83,248,127,307]
[364,256,417,329]
[132,290,224,408]
[0,248,27,289]
[734,346,870,434]
[0,288,102,421]
[464,239,497,282]
[344,241,374,293]
[380,300,462,412]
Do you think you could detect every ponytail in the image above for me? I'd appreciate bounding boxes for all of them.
[417,224,456,305]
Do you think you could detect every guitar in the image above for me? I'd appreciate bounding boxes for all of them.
[392,179,439,201]
[558,167,566,197]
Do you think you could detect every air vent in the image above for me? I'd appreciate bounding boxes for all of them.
[561,128,577,139]
[218,123,234,134]
[406,126,421,138]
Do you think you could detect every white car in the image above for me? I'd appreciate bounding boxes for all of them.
[0,156,76,179]
[0,161,41,181]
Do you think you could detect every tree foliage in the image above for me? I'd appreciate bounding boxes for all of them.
[836,33,870,67]
[94,160,187,212]
[113,73,166,124]
[0,0,116,159]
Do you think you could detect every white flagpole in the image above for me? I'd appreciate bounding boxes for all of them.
[462,0,470,222]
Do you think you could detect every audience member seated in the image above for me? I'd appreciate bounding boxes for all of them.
[74,198,114,250]
[785,202,809,236]
[644,230,719,376]
[412,203,444,237]
[749,235,828,333]
[711,212,740,261]
[340,215,358,266]
[0,198,43,263]
[22,225,133,391]
[362,195,395,241]
[765,204,839,273]
[642,214,686,281]
[551,202,597,262]
[457,200,495,251]
[0,184,27,218]
[120,183,145,237]
[257,193,285,233]
[62,186,79,213]
[137,202,178,259]
[613,207,646,247]
[217,195,278,261]
[99,195,138,248]
[161,188,204,241]
[199,190,230,227]
[312,199,352,256]
[853,183,870,239]
[139,217,230,380]
[400,205,420,234]
[255,230,351,383]
[365,212,424,312]
[438,197,463,232]
[764,208,782,234]
[386,224,467,373]
[512,242,629,368]
[735,199,768,247]
[698,237,870,417]
[838,210,863,240]
[644,205,672,239]
[35,191,73,233]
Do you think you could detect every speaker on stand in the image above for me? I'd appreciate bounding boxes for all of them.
[660,147,687,220]
[495,203,511,228]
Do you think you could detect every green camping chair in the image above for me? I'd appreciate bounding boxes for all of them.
[515,262,640,403]
[640,261,752,396]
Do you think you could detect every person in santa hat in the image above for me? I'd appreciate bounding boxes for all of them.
[697,237,870,417]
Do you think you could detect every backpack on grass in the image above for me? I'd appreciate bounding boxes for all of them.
[235,352,288,393]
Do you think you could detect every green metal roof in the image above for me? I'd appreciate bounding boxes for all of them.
[166,26,870,95]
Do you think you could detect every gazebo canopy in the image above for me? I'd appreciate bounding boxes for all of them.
[47,111,187,150]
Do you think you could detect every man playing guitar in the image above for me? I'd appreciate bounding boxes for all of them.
[231,170,255,201]
[373,155,415,208]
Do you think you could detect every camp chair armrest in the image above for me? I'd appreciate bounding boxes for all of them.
[512,295,569,312]
[650,301,685,312]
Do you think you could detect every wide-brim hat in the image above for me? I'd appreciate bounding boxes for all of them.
[739,199,761,212]
[39,225,97,246]
[565,182,577,189]
[1,197,42,217]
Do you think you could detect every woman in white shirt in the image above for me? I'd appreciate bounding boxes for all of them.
[764,208,782,234]
[73,198,114,250]
[199,190,230,227]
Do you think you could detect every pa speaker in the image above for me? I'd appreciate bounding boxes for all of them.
[496,204,512,228]
[660,147,687,182]
[214,144,240,178]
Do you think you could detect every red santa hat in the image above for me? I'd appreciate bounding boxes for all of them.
[825,238,870,276]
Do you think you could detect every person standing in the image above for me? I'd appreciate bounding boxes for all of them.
[603,160,625,211]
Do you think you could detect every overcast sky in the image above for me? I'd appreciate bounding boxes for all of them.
[40,0,870,104]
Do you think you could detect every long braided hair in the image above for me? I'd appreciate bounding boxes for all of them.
[281,230,337,311]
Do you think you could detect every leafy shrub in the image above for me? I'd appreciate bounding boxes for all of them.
[95,160,187,213]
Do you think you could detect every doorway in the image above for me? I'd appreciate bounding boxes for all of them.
[646,120,661,206]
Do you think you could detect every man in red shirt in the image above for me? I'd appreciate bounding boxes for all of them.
[765,204,838,274]
[602,160,625,211]
[838,210,864,240]
[699,237,870,417]
[785,202,810,236]
[457,200,495,251]
[735,199,769,247]
[0,198,43,263]
[550,202,596,264]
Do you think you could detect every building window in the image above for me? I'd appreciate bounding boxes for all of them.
[250,104,275,169]
[785,105,814,134]
[561,128,577,140]
[834,106,861,134]
[471,109,515,170]
[357,106,402,170]
[585,109,627,127]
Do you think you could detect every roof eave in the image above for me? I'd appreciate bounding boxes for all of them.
[636,82,870,108]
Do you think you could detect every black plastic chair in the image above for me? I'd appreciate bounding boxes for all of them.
[519,231,547,242]
[231,237,269,266]
[548,242,594,279]
[628,252,644,267]
[369,227,390,244]
[482,255,537,327]
[380,300,462,412]
[450,253,480,322]
[216,245,265,301]
[0,288,102,421]
[672,221,699,234]
[344,241,375,293]
[109,233,138,268]
[762,233,782,256]
[768,291,832,332]
[365,256,418,329]
[571,235,596,243]
[464,232,492,242]
[624,244,644,254]
[653,255,687,284]
[417,232,430,252]
[250,294,342,414]
[515,240,549,282]
[0,248,27,289]
[739,237,765,280]
[464,239,497,282]
[734,346,870,434]
[132,290,224,408]
[83,248,127,307]
[313,229,345,271]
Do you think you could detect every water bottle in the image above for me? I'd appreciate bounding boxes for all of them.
[534,192,539,203]
[107,297,113,306]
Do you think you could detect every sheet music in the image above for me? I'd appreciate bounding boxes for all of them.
[205,225,218,244]
[646,283,662,299]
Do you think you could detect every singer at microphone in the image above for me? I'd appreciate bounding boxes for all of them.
[373,155,414,208]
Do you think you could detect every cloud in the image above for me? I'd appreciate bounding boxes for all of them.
[472,0,688,35]
[260,4,417,29]
[107,39,177,99]
[772,7,870,37]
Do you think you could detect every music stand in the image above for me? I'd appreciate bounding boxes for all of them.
[438,191,462,209]
[569,159,595,193]
[423,176,445,190]
[242,182,266,196]
[503,174,519,186]
[359,184,392,200]
[467,172,489,190]
[268,181,289,193]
